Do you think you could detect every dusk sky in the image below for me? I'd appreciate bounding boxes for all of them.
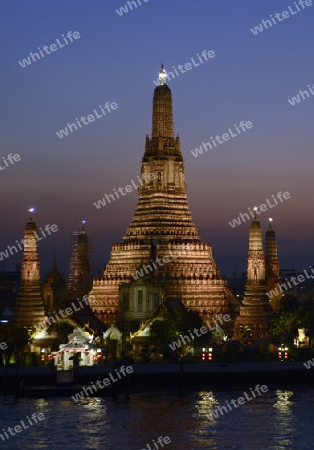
[1,0,313,278]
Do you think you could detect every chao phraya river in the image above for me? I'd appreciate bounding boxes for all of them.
[0,384,313,449]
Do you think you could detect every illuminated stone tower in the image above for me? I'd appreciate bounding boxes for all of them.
[89,66,237,331]
[235,211,273,340]
[13,209,45,328]
[265,218,281,311]
[68,221,92,300]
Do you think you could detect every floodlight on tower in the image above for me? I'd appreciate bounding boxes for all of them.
[81,219,86,232]
[28,207,35,221]
[159,64,167,85]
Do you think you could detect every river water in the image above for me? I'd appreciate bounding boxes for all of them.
[0,384,313,450]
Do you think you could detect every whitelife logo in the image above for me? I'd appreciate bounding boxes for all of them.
[288,82,314,106]
[93,173,155,209]
[250,0,312,36]
[132,243,193,280]
[0,342,8,351]
[228,191,290,228]
[0,224,58,261]
[0,153,21,172]
[304,357,314,369]
[208,385,268,421]
[191,121,253,158]
[71,365,134,401]
[169,314,231,351]
[116,0,149,16]
[141,436,172,450]
[56,102,118,139]
[0,413,45,442]
[18,31,81,68]
[267,265,314,299]
[34,295,93,332]
[153,50,215,86]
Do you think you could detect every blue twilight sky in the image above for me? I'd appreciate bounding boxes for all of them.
[0,0,313,278]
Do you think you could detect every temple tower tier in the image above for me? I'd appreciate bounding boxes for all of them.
[13,213,45,328]
[235,214,273,341]
[89,70,237,332]
[67,222,92,300]
[265,218,281,311]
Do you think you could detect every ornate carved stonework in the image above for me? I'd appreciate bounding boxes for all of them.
[89,82,237,332]
[234,216,273,341]
[265,219,281,311]
[14,218,45,328]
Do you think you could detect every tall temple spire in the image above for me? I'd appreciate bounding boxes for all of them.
[89,75,237,332]
[247,212,265,282]
[13,208,45,328]
[265,218,281,311]
[235,215,273,341]
[152,83,174,139]
[125,70,196,241]
[265,218,279,273]
[68,220,92,300]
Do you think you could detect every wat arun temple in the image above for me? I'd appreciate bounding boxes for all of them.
[89,68,239,334]
[11,67,281,341]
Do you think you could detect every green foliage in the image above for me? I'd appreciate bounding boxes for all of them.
[0,323,29,365]
[149,319,172,345]
[270,296,314,344]
[270,311,301,343]
[149,309,213,348]
[0,323,29,353]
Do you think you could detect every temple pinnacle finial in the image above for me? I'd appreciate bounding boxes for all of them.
[253,207,258,220]
[268,218,273,229]
[159,64,167,85]
[28,207,35,221]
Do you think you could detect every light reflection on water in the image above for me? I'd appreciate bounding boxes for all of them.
[0,387,313,449]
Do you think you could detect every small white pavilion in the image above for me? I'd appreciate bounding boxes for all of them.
[53,327,95,370]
